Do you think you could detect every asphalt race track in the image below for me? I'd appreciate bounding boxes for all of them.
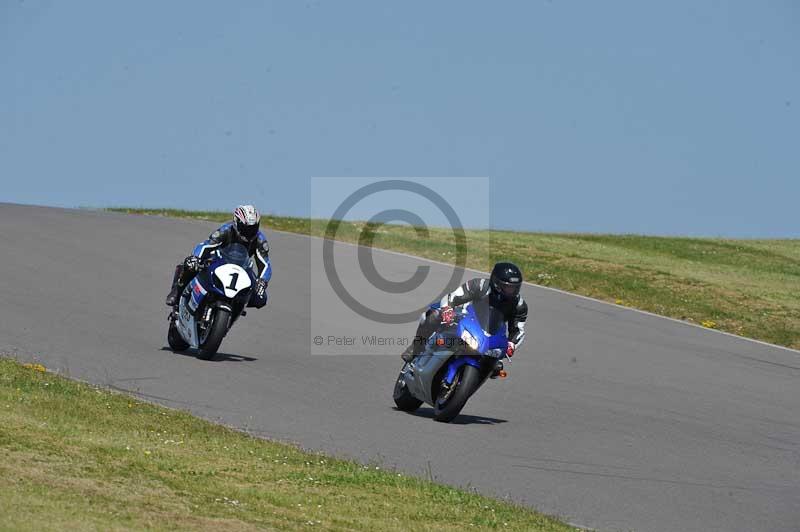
[1,204,798,532]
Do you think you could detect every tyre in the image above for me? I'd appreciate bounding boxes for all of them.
[433,364,481,423]
[167,322,190,352]
[197,308,230,360]
[393,367,423,412]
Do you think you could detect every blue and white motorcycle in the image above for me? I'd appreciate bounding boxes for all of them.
[393,299,511,422]
[167,243,254,360]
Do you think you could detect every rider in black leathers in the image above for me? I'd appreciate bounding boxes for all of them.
[402,262,528,365]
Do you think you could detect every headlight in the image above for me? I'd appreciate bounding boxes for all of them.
[460,329,479,351]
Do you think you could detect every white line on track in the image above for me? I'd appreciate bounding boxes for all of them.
[267,227,800,356]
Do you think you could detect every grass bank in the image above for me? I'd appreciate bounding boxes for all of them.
[109,208,800,350]
[0,358,573,531]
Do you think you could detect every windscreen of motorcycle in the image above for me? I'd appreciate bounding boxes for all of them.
[218,243,251,268]
[471,298,507,336]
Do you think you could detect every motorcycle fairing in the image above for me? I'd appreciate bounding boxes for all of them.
[458,303,508,354]
[176,287,200,349]
[400,301,511,406]
[401,345,456,406]
[188,277,207,313]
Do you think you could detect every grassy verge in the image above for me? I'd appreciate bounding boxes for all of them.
[109,208,800,350]
[0,358,573,531]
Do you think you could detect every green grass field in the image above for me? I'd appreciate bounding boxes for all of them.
[0,358,573,531]
[110,208,800,350]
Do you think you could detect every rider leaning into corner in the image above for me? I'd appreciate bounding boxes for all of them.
[166,204,272,310]
[402,262,528,376]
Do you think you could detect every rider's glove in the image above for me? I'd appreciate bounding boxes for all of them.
[250,279,268,308]
[506,341,516,357]
[440,306,455,325]
[255,278,268,298]
[184,255,201,272]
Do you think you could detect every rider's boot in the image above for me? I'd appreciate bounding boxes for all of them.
[400,344,417,363]
[165,264,184,307]
[401,309,442,362]
[401,325,431,362]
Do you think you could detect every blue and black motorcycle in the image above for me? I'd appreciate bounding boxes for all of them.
[167,243,255,360]
[393,299,511,422]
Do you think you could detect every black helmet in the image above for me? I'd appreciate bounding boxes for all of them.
[233,204,261,242]
[490,262,523,301]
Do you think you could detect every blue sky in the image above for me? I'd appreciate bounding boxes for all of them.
[2,1,798,237]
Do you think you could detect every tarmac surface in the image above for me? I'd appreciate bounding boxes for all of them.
[1,204,798,531]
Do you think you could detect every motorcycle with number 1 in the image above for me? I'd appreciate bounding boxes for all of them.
[167,243,255,360]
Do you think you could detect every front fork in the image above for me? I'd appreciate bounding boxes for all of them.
[442,355,482,386]
[442,354,508,388]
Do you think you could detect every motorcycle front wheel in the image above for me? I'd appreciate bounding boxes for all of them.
[433,364,481,423]
[197,308,230,360]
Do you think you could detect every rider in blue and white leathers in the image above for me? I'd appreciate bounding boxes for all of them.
[166,205,271,309]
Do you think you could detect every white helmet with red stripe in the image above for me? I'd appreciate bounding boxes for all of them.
[233,204,261,242]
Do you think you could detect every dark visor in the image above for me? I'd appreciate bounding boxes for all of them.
[238,222,259,239]
[496,280,520,297]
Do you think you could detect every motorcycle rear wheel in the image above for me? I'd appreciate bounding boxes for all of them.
[433,364,481,423]
[197,308,230,360]
[167,321,190,352]
[393,367,423,412]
